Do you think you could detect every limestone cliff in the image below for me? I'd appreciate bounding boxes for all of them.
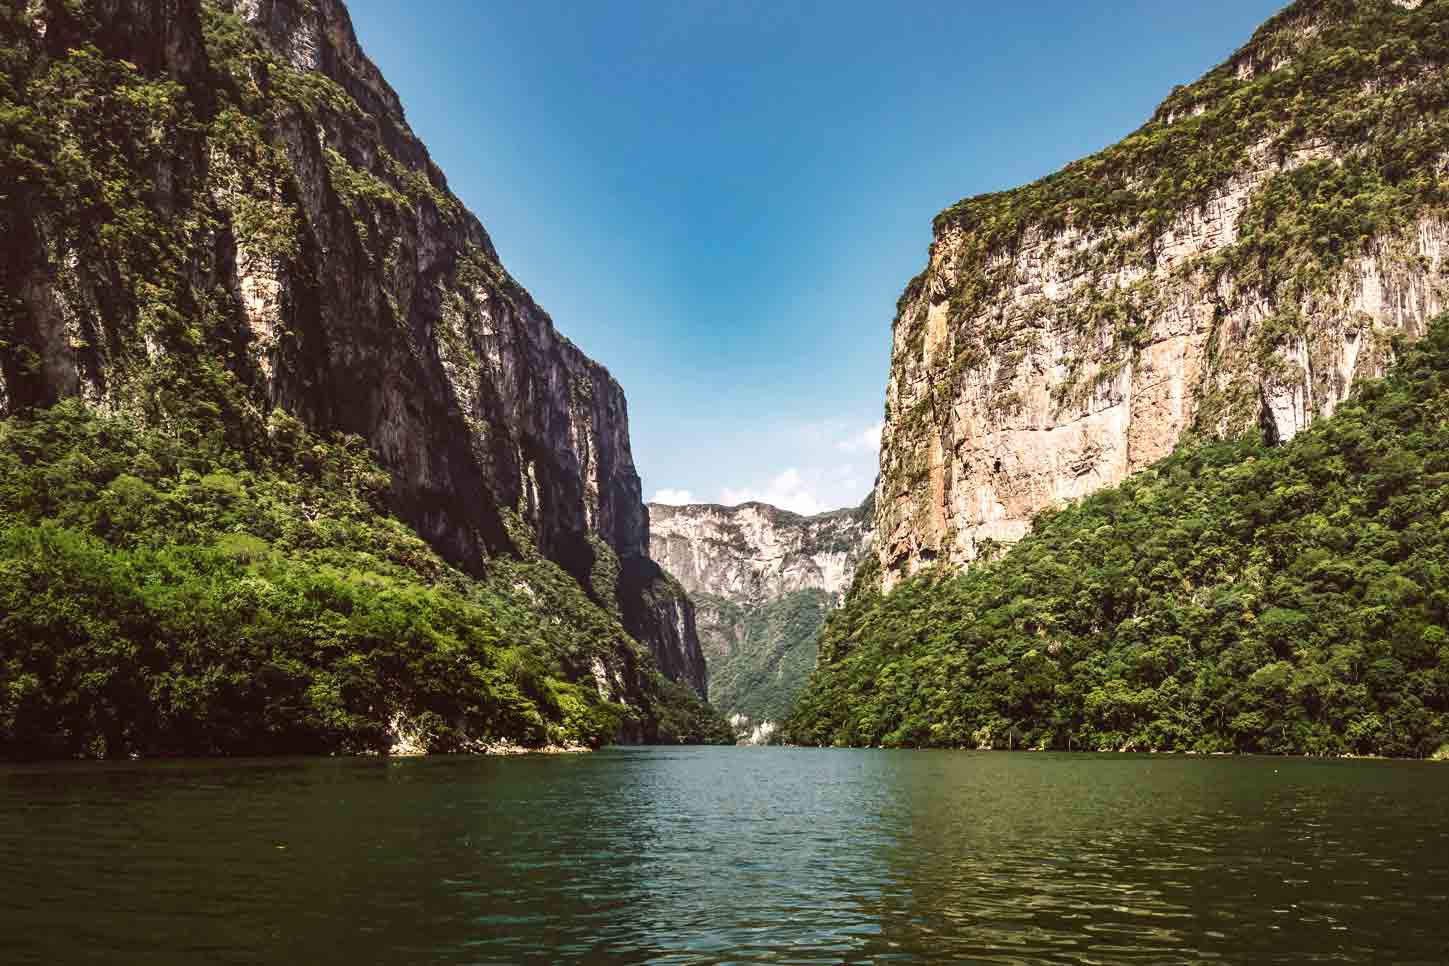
[0,0,706,699]
[651,500,872,604]
[877,0,1449,587]
[649,498,873,724]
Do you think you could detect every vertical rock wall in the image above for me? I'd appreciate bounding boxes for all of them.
[877,0,1449,587]
[1,0,706,693]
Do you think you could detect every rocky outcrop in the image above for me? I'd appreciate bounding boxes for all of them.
[648,497,873,723]
[618,557,709,697]
[1,0,705,696]
[877,0,1449,587]
[650,499,873,605]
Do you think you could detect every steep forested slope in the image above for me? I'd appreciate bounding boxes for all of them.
[0,405,731,759]
[789,319,1449,757]
[693,588,836,724]
[0,0,728,756]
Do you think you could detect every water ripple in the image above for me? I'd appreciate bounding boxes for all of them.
[3,750,1448,964]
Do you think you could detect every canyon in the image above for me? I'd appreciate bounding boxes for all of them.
[648,498,873,735]
[4,0,1447,758]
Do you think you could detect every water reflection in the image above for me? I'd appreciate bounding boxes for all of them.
[861,754,1449,963]
[3,750,1447,964]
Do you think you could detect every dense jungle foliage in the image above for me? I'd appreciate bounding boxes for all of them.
[696,588,833,723]
[787,317,1449,758]
[0,2,732,757]
[0,403,730,759]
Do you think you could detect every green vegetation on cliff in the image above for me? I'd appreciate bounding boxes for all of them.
[889,0,1449,441]
[696,588,833,723]
[0,403,729,759]
[936,1,1448,243]
[788,318,1449,757]
[0,1,732,756]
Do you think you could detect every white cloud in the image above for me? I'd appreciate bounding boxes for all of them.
[646,417,879,519]
[835,422,882,454]
[720,468,824,516]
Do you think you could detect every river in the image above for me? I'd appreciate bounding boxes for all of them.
[4,747,1446,963]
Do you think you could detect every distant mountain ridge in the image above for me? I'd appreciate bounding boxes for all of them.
[648,496,874,730]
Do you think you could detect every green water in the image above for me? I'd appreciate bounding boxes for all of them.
[3,748,1447,964]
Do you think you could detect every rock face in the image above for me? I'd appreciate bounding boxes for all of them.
[649,498,873,724]
[650,499,873,605]
[618,557,709,698]
[877,0,1449,588]
[0,0,705,695]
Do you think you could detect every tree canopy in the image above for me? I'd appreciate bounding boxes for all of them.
[0,403,730,759]
[788,317,1449,758]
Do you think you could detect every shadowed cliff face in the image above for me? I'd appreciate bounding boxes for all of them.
[648,498,874,722]
[877,0,1449,588]
[619,556,709,698]
[0,0,704,695]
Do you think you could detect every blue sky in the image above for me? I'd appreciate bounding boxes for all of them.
[347,0,1286,514]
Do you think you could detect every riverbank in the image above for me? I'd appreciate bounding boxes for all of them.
[385,742,592,758]
[779,744,1448,761]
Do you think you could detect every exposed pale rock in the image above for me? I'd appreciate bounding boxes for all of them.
[876,1,1449,588]
[382,712,591,756]
[728,713,778,746]
[650,500,873,605]
[648,498,874,716]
